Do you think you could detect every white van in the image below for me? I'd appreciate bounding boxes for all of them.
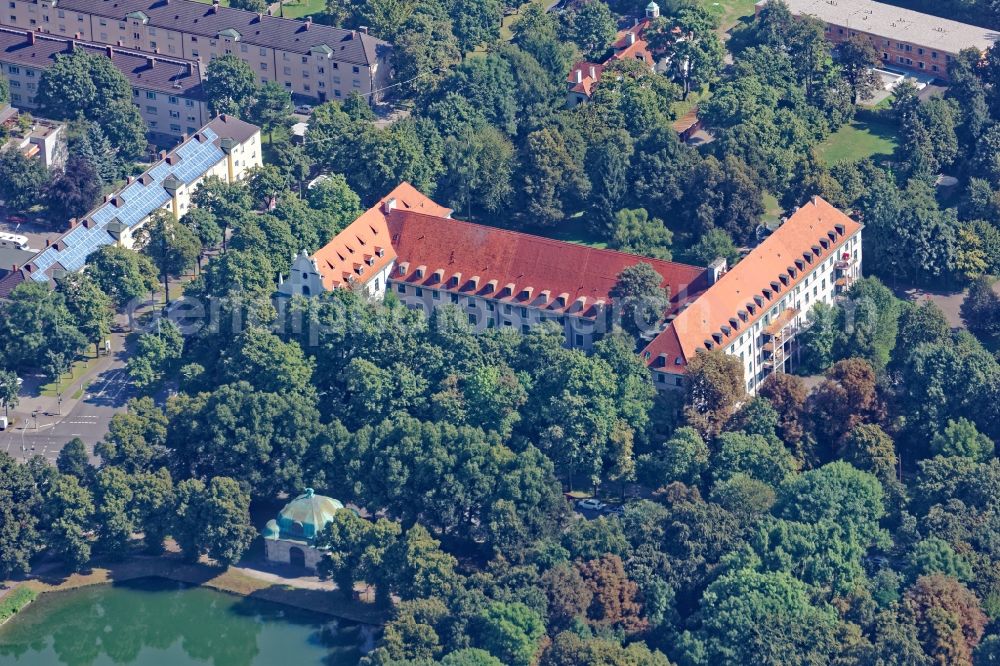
[0,232,29,250]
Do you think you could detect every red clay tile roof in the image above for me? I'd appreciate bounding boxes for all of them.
[567,61,605,95]
[310,182,450,291]
[567,19,656,97]
[641,196,863,372]
[386,209,709,317]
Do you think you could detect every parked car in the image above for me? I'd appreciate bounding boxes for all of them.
[294,104,313,115]
[576,498,607,511]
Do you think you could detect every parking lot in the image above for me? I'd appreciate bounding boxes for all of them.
[0,208,62,251]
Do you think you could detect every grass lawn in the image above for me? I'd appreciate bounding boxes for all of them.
[816,118,900,166]
[671,86,710,123]
[699,0,757,34]
[39,351,100,398]
[536,213,609,249]
[762,191,782,226]
[278,0,325,19]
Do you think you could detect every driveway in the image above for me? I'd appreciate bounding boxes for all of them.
[895,286,967,329]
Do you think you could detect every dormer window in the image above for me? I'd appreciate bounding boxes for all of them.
[375,246,385,257]
[415,265,426,278]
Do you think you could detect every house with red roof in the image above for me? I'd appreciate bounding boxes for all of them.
[566,2,661,107]
[279,183,863,391]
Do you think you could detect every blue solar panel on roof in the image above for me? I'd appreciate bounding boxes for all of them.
[19,119,245,284]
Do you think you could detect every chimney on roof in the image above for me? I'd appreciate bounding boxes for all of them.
[589,64,596,78]
[27,31,35,45]
[383,197,397,213]
[127,176,134,184]
[105,44,114,58]
[359,25,369,34]
[210,0,219,13]
[627,31,636,45]
[147,55,156,68]
[708,257,727,285]
[575,68,583,84]
[69,217,78,228]
[304,16,312,29]
[257,12,263,21]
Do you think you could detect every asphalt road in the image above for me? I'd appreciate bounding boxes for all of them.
[0,357,133,464]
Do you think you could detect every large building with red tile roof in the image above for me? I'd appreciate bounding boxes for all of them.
[279,182,710,350]
[641,196,863,393]
[280,184,863,389]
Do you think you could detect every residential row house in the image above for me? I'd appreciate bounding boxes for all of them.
[279,184,863,393]
[759,0,997,80]
[0,26,208,142]
[0,114,261,297]
[0,0,392,103]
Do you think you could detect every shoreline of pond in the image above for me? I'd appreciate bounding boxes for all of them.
[2,553,385,629]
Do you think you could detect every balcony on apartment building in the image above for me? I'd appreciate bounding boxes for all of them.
[761,307,800,374]
[834,251,857,294]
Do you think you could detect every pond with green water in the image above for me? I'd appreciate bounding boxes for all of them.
[0,577,367,665]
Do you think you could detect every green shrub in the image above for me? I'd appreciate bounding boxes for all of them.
[0,587,37,624]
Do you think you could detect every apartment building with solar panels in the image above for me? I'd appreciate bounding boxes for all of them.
[0,114,260,296]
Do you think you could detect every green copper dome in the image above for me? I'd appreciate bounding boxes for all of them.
[263,489,344,543]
